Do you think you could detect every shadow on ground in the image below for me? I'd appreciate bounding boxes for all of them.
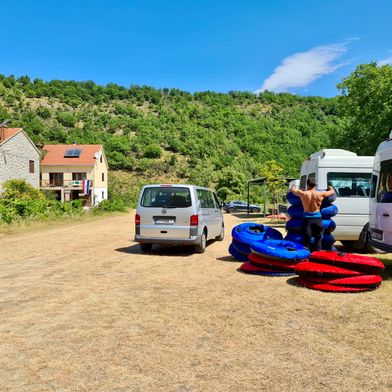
[286,277,300,287]
[216,255,241,262]
[115,242,196,257]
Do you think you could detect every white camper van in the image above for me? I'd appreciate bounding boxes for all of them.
[369,136,392,252]
[299,149,374,249]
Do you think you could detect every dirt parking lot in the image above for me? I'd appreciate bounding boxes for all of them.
[1,212,392,391]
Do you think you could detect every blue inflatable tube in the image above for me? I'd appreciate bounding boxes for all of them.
[287,205,304,219]
[285,233,304,244]
[231,240,251,255]
[322,219,336,233]
[250,239,310,261]
[321,234,335,250]
[232,223,282,245]
[321,204,338,219]
[285,218,303,234]
[286,191,302,206]
[229,243,248,261]
[321,193,337,207]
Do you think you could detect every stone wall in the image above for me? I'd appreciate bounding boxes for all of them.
[0,132,40,193]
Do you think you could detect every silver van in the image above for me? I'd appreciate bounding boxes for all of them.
[134,184,224,253]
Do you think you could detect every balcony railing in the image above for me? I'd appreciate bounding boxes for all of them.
[41,179,93,188]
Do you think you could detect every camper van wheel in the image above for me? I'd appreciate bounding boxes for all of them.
[140,243,153,252]
[341,240,354,249]
[195,231,207,253]
[216,224,225,241]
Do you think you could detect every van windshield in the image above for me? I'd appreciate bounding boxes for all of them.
[141,187,192,208]
[377,159,392,202]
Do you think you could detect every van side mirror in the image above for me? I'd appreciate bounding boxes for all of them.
[220,202,226,208]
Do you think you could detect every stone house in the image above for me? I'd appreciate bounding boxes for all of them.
[0,127,41,193]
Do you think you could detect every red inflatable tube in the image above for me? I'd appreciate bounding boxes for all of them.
[299,278,374,292]
[310,250,384,269]
[295,261,362,276]
[298,273,382,287]
[248,252,301,270]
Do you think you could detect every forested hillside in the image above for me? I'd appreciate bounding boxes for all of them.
[0,74,344,200]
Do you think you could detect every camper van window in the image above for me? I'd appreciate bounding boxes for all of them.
[141,187,192,208]
[327,172,371,197]
[299,175,307,190]
[370,174,378,199]
[308,173,316,183]
[377,160,392,203]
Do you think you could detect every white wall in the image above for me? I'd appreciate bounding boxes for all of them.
[93,187,108,206]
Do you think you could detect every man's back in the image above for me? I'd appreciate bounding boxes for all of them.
[296,189,325,212]
[291,186,334,213]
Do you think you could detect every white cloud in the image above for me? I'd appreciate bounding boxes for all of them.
[256,42,349,93]
[378,55,392,66]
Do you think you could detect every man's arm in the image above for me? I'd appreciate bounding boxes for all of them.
[290,185,304,196]
[323,186,335,197]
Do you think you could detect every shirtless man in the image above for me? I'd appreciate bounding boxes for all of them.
[290,178,335,251]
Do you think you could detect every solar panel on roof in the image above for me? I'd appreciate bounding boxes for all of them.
[64,148,82,158]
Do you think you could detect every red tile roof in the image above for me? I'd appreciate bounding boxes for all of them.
[0,127,23,144]
[41,144,103,166]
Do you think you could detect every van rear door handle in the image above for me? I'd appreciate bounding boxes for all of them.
[383,213,390,217]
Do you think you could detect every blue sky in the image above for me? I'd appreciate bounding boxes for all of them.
[1,0,392,96]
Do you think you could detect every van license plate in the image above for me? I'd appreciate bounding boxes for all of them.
[154,217,175,225]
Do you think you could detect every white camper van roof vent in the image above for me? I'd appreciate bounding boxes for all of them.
[309,149,357,159]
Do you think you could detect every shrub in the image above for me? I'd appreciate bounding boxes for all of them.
[144,145,161,159]
[2,179,44,200]
[94,198,127,212]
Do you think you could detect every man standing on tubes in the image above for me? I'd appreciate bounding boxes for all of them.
[290,178,335,251]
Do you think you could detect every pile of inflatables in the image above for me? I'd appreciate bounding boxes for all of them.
[285,191,337,250]
[228,222,385,291]
[296,251,385,292]
[229,223,310,276]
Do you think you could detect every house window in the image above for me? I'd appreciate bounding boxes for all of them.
[49,173,63,186]
[102,173,105,182]
[102,191,104,199]
[73,173,87,181]
[29,160,34,173]
[100,156,103,163]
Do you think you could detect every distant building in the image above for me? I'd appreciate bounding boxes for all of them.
[0,127,41,193]
[40,144,108,207]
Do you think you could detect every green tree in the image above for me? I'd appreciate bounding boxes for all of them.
[337,62,392,154]
[260,160,286,212]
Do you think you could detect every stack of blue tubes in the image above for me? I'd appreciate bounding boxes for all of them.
[229,222,282,261]
[285,191,338,250]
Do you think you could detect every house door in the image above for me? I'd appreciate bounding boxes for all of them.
[50,173,63,186]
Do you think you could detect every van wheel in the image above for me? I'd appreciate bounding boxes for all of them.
[216,225,225,241]
[195,232,206,253]
[140,243,153,252]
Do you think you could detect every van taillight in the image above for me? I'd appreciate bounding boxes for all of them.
[135,213,141,225]
[190,214,199,226]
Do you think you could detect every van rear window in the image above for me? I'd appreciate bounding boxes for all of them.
[141,187,191,208]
